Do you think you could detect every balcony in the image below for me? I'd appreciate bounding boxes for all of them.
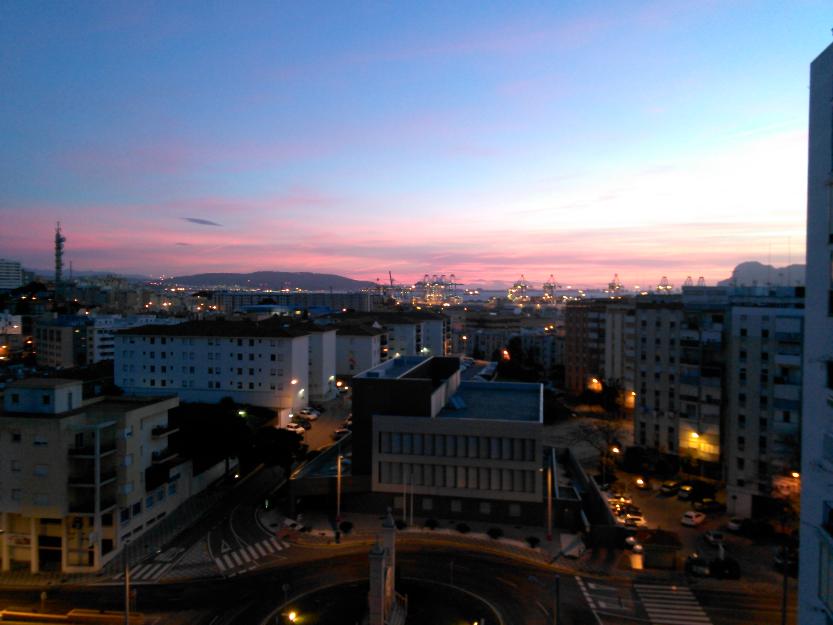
[152,447,178,464]
[68,469,117,487]
[774,384,801,402]
[68,495,117,514]
[775,353,801,367]
[68,442,117,458]
[152,424,180,439]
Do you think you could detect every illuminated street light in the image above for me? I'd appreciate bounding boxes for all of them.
[791,471,800,479]
[288,611,297,622]
[611,446,620,454]
[291,379,298,385]
[691,432,700,439]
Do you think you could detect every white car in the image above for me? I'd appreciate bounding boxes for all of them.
[624,515,646,528]
[681,511,707,527]
[286,423,305,434]
[298,408,320,420]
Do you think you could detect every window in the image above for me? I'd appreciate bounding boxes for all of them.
[42,394,50,405]
[10,393,19,404]
[421,498,433,511]
[33,436,48,447]
[737,458,745,470]
[146,496,154,510]
[450,499,462,513]
[479,501,491,515]
[120,508,131,523]
[12,430,21,443]
[168,482,177,496]
[34,494,48,506]
[509,503,521,517]
[33,464,48,477]
[132,501,142,515]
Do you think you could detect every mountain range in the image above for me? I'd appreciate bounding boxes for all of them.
[164,271,377,291]
[717,261,804,287]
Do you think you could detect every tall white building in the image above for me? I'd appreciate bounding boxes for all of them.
[114,320,312,417]
[0,259,23,290]
[800,41,833,625]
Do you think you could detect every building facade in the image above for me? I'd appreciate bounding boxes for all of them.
[799,41,833,625]
[0,259,23,291]
[0,378,223,573]
[114,319,311,415]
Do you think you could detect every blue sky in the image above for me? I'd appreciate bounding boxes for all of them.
[1,1,830,287]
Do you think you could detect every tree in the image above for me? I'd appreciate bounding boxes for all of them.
[571,418,628,482]
[253,427,303,473]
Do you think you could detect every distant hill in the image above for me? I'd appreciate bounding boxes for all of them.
[718,261,805,287]
[165,271,377,291]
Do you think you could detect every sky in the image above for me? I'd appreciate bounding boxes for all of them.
[1,1,831,289]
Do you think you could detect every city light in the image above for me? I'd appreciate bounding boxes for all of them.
[791,471,800,479]
[288,611,297,622]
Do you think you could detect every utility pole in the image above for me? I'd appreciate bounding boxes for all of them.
[546,465,553,541]
[409,467,414,527]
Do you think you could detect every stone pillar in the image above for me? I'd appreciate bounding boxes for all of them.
[368,542,387,625]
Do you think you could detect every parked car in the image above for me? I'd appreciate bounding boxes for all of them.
[681,511,707,527]
[290,416,312,428]
[727,517,745,532]
[677,484,695,500]
[694,498,727,513]
[286,423,305,434]
[704,530,724,546]
[660,480,681,495]
[609,494,633,506]
[624,515,647,528]
[685,552,710,577]
[635,476,650,490]
[332,428,350,440]
[298,408,320,420]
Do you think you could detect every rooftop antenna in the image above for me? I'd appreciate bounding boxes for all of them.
[697,276,706,287]
[683,276,693,287]
[54,221,66,288]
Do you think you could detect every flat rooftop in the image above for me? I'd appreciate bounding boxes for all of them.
[354,356,428,380]
[437,381,542,423]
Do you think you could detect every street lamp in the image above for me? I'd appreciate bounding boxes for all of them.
[336,454,343,524]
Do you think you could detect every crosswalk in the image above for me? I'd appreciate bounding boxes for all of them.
[214,536,290,576]
[124,560,175,582]
[635,583,713,625]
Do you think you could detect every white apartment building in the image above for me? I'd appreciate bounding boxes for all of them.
[0,378,224,573]
[306,326,337,401]
[88,315,185,363]
[114,320,311,416]
[725,305,802,517]
[800,41,833,625]
[0,259,23,290]
[335,325,387,377]
[604,302,635,394]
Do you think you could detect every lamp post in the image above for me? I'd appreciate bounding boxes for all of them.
[336,454,343,524]
[546,465,553,541]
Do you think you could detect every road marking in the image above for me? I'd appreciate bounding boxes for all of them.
[635,583,713,625]
[535,600,550,617]
[239,549,252,563]
[215,557,227,572]
[246,545,259,559]
[269,537,283,550]
[574,576,606,625]
[220,540,232,554]
[495,576,518,588]
[230,552,243,566]
[254,542,268,556]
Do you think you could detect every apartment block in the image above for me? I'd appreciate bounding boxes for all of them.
[0,259,23,291]
[334,325,387,377]
[632,298,684,455]
[799,41,833,625]
[114,319,311,415]
[34,316,89,369]
[0,378,222,573]
[725,304,802,517]
[564,300,610,394]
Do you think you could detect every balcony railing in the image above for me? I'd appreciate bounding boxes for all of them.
[151,424,180,439]
[152,447,178,464]
[68,495,117,514]
[68,469,117,487]
[68,442,117,457]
